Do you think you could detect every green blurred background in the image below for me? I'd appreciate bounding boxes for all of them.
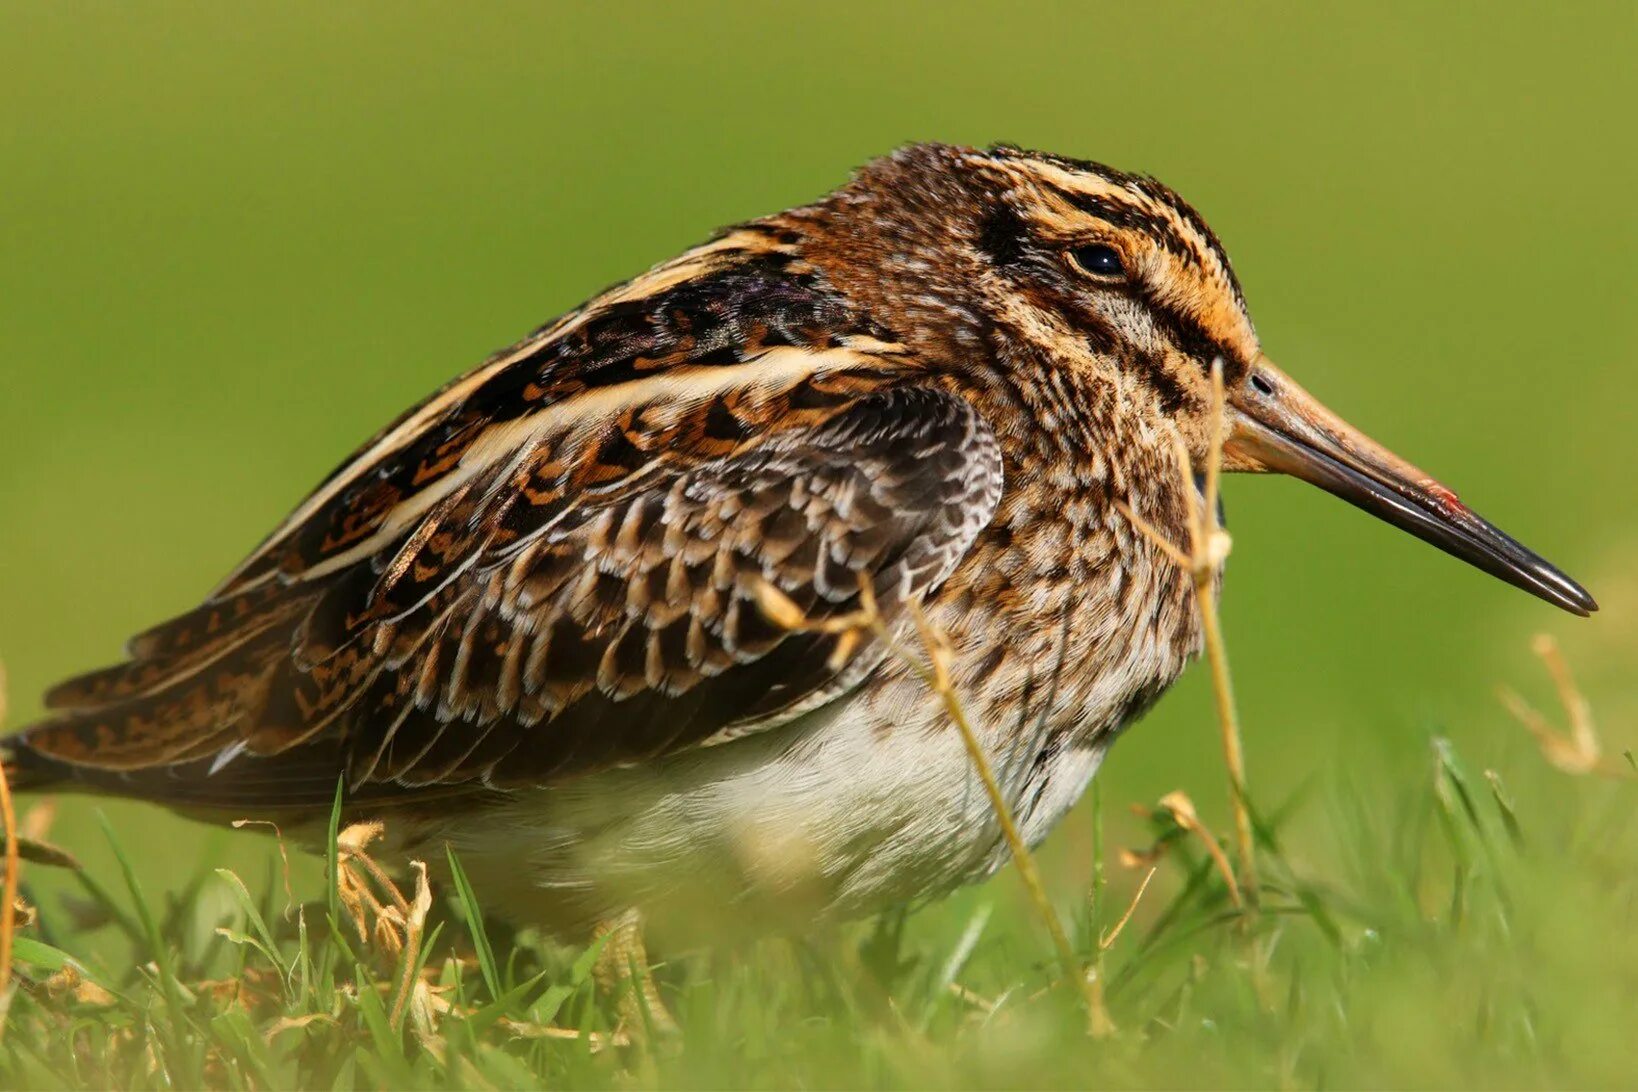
[2,3,1633,910]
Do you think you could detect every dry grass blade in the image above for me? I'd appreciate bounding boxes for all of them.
[753,577,1100,1026]
[1112,502,1192,571]
[1100,866,1158,951]
[498,1019,629,1051]
[1115,360,1258,909]
[43,963,114,1008]
[1157,791,1242,908]
[904,601,1099,1023]
[263,1013,338,1044]
[389,861,432,1031]
[1501,633,1629,779]
[3,799,77,871]
[334,821,418,954]
[1087,863,1158,1039]
[231,819,296,917]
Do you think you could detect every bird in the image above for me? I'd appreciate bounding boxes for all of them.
[5,142,1595,973]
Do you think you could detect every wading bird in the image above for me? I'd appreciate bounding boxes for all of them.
[6,143,1594,1002]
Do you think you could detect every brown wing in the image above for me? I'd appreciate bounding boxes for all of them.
[13,280,1000,811]
[335,383,1000,792]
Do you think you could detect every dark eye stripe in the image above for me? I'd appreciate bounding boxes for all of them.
[978,206,1028,266]
[1145,298,1248,383]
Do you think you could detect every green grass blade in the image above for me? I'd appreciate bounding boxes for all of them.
[214,868,288,980]
[569,931,610,987]
[317,777,364,992]
[920,903,991,1029]
[68,868,146,952]
[94,809,199,1085]
[444,844,502,1001]
[209,1005,276,1089]
[1484,769,1526,848]
[353,962,415,1086]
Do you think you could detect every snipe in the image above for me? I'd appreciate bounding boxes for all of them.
[7,144,1594,960]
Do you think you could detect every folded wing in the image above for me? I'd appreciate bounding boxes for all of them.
[13,382,1001,810]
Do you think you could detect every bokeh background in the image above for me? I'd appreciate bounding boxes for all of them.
[2,3,1634,932]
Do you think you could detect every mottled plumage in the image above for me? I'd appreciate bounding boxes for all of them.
[6,143,1592,941]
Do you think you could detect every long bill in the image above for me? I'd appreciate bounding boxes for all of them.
[1221,356,1597,617]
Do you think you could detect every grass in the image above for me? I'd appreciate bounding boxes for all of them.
[0,636,1634,1087]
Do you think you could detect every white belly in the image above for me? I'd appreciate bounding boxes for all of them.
[426,681,1110,943]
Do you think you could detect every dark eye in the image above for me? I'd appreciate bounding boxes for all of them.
[1070,244,1126,280]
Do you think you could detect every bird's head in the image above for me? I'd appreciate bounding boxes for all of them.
[805,142,1595,615]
